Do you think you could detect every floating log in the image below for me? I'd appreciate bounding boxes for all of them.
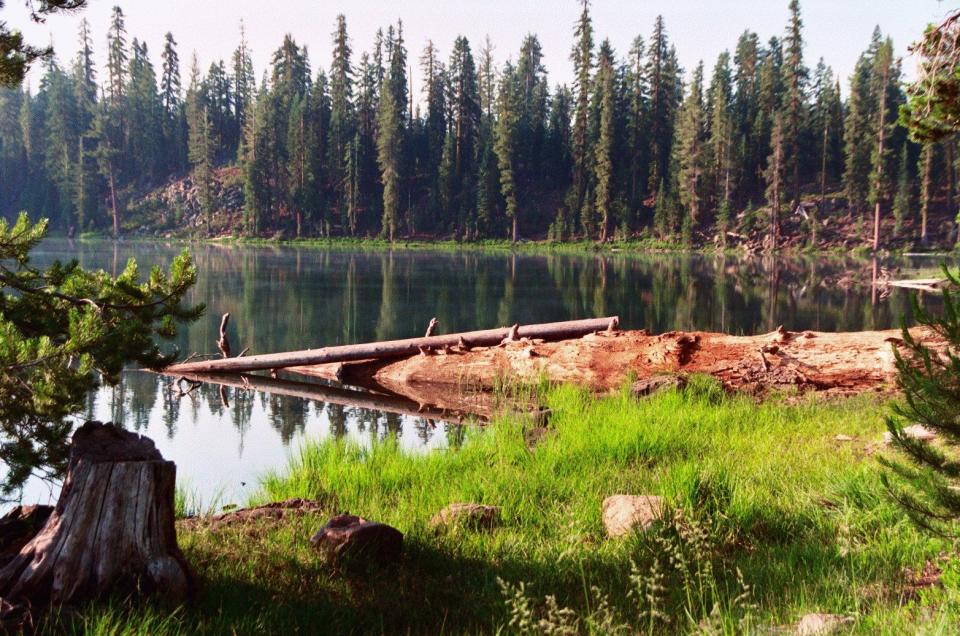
[165,317,618,375]
[877,278,948,293]
[0,422,192,615]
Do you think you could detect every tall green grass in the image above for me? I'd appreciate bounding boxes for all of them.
[60,379,960,634]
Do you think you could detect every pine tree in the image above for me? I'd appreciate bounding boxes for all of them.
[593,42,615,242]
[844,29,881,219]
[160,32,184,173]
[570,0,593,215]
[106,6,127,107]
[764,113,785,249]
[675,62,706,235]
[495,62,519,241]
[919,143,934,246]
[232,21,255,151]
[782,0,807,206]
[329,14,354,218]
[186,55,214,233]
[892,142,910,238]
[707,51,734,214]
[869,37,895,251]
[646,16,679,195]
[376,80,401,241]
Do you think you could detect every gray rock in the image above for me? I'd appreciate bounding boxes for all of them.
[430,503,501,531]
[602,495,664,538]
[795,613,853,635]
[310,514,403,566]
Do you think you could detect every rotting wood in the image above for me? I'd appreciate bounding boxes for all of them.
[165,317,619,375]
[0,422,192,618]
[289,327,940,414]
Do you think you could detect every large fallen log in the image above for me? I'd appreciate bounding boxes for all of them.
[164,317,618,375]
[289,327,937,415]
[0,422,191,617]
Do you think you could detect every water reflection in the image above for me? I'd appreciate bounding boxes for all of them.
[15,239,955,507]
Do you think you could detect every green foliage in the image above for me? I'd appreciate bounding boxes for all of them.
[882,266,960,535]
[0,213,201,497]
[900,13,960,142]
[56,384,955,633]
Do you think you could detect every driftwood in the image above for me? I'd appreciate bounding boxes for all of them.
[289,327,939,415]
[165,317,619,375]
[0,422,191,615]
[217,313,232,358]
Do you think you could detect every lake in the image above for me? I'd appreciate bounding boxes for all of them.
[11,239,955,509]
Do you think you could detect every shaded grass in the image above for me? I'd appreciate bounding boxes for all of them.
[56,379,960,634]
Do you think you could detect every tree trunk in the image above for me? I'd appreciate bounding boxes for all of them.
[165,317,619,375]
[108,171,119,239]
[0,422,191,614]
[512,216,518,243]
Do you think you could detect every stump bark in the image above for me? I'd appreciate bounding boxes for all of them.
[0,422,191,612]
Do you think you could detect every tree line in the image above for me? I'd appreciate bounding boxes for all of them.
[0,2,953,246]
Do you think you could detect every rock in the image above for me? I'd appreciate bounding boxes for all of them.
[884,424,936,444]
[0,505,53,563]
[310,514,403,567]
[795,612,853,635]
[430,503,501,531]
[630,374,686,399]
[602,495,664,538]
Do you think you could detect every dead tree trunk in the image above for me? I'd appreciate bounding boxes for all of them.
[0,422,191,614]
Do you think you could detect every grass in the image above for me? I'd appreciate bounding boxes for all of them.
[46,378,960,634]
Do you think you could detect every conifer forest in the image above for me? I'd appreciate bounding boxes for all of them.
[0,2,948,248]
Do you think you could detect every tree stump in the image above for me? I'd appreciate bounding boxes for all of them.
[0,422,192,613]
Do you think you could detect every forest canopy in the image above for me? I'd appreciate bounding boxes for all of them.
[0,2,952,247]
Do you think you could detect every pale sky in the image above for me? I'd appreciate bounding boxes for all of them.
[7,0,952,100]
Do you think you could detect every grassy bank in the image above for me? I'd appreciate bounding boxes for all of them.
[56,380,958,634]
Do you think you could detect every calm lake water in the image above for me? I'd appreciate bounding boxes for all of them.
[12,239,957,509]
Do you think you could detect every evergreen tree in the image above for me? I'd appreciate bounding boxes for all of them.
[675,62,706,235]
[707,51,734,213]
[495,61,519,242]
[646,16,679,195]
[892,142,910,237]
[782,0,807,206]
[869,36,896,250]
[329,14,354,219]
[570,0,593,216]
[593,41,615,242]
[376,78,401,240]
[159,32,184,173]
[765,113,785,249]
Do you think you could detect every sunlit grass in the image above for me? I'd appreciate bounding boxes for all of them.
[62,379,960,634]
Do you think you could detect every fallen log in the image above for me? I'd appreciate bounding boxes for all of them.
[290,327,938,414]
[0,422,192,616]
[165,317,618,375]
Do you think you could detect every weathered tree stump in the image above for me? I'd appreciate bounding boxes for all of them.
[0,422,191,613]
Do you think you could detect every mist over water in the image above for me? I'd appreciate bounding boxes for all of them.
[13,238,955,509]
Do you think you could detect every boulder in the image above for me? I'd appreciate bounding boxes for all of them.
[430,503,501,531]
[796,612,853,635]
[310,514,403,567]
[602,495,664,538]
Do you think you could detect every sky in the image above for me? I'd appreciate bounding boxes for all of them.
[6,0,953,101]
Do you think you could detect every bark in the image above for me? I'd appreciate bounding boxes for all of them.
[165,317,618,375]
[0,422,191,614]
[292,327,937,416]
